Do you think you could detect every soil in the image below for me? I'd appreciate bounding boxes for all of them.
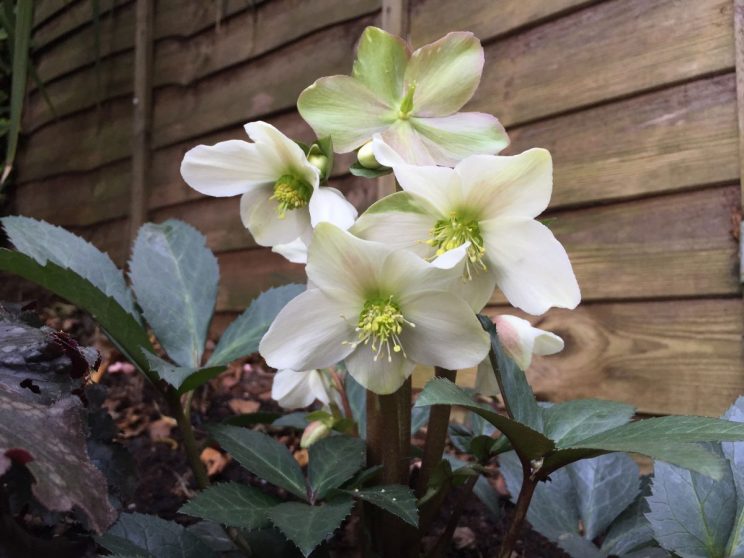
[0,285,569,558]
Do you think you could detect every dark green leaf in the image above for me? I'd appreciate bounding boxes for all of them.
[411,406,430,434]
[600,484,656,557]
[556,533,603,558]
[344,371,366,437]
[179,482,279,529]
[130,221,218,368]
[141,350,225,393]
[343,485,418,527]
[477,314,543,431]
[543,399,635,447]
[308,436,366,501]
[272,412,310,430]
[0,249,154,379]
[266,499,354,557]
[223,411,283,427]
[349,162,391,178]
[2,216,138,319]
[415,378,554,459]
[207,284,304,366]
[473,476,501,520]
[208,425,307,500]
[98,513,217,558]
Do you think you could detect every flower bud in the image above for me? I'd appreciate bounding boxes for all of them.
[357,142,381,169]
[307,153,330,178]
[300,420,332,448]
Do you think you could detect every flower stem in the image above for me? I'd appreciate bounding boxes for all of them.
[330,368,357,435]
[498,460,538,558]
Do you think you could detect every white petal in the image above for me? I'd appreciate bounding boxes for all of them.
[272,369,326,409]
[244,121,320,189]
[260,289,357,371]
[306,223,390,298]
[430,242,469,270]
[381,248,463,301]
[494,315,564,370]
[242,190,312,246]
[475,357,500,397]
[371,134,407,168]
[459,268,498,313]
[399,291,489,370]
[457,149,553,220]
[309,187,358,229]
[411,112,509,166]
[180,140,276,197]
[272,237,309,264]
[390,162,459,215]
[344,343,415,395]
[482,218,581,315]
[381,121,438,166]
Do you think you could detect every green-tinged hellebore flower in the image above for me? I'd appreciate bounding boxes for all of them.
[180,121,357,250]
[352,142,581,315]
[297,26,509,166]
[259,223,489,394]
[271,368,336,409]
[475,315,564,396]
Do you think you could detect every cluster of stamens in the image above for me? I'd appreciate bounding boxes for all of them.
[349,296,415,362]
[270,174,313,218]
[427,213,487,279]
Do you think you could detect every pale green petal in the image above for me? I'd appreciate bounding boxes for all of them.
[352,26,409,105]
[298,75,395,152]
[242,188,311,246]
[381,248,463,301]
[388,159,460,214]
[475,357,500,396]
[344,342,415,394]
[412,112,509,166]
[405,31,484,116]
[399,291,489,369]
[457,148,552,220]
[244,121,319,188]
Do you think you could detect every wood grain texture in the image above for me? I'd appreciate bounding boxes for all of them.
[25,0,378,131]
[735,0,744,207]
[409,0,596,44]
[470,0,735,127]
[507,74,739,208]
[490,185,741,304]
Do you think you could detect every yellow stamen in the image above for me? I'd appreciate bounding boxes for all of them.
[270,174,313,218]
[348,296,415,362]
[427,213,487,279]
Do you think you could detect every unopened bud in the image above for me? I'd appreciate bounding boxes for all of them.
[307,153,329,177]
[357,142,380,169]
[300,420,332,448]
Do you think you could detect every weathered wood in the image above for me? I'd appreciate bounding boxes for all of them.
[471,0,735,127]
[491,185,742,304]
[735,0,744,208]
[33,0,79,31]
[409,0,596,45]
[508,74,739,208]
[25,0,379,131]
[18,15,375,182]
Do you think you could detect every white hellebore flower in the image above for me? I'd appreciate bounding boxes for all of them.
[180,120,357,250]
[352,146,581,315]
[298,26,508,166]
[475,315,564,396]
[271,368,334,409]
[259,223,489,394]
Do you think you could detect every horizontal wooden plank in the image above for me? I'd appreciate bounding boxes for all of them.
[508,73,739,208]
[33,0,80,31]
[490,185,741,304]
[409,0,596,45]
[18,15,375,183]
[25,0,379,131]
[471,0,735,127]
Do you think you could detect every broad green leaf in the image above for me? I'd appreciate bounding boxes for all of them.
[477,314,543,431]
[308,435,366,500]
[272,412,309,430]
[411,405,430,434]
[141,350,225,393]
[342,485,418,527]
[130,221,218,368]
[601,484,656,557]
[349,161,391,178]
[208,425,307,500]
[0,250,154,380]
[266,499,354,557]
[344,371,366,437]
[2,216,138,319]
[207,284,304,366]
[556,533,604,558]
[568,453,640,540]
[647,447,736,558]
[415,377,554,459]
[543,399,635,447]
[98,513,217,558]
[179,482,279,529]
[723,397,744,556]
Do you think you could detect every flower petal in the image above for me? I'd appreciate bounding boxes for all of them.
[494,314,564,370]
[405,32,484,116]
[475,357,500,396]
[411,112,509,166]
[306,223,390,298]
[382,248,463,301]
[400,291,489,369]
[260,289,357,371]
[371,134,406,167]
[389,161,459,215]
[344,343,415,394]
[272,369,329,409]
[242,189,311,246]
[459,268,498,313]
[244,121,320,188]
[272,236,309,264]
[309,187,358,229]
[380,121,438,166]
[482,217,581,315]
[180,140,277,197]
[457,149,552,220]
[352,26,409,105]
[298,76,395,152]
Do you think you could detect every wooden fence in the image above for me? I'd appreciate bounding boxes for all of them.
[7,0,744,417]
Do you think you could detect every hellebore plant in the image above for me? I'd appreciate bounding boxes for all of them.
[3,24,744,558]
